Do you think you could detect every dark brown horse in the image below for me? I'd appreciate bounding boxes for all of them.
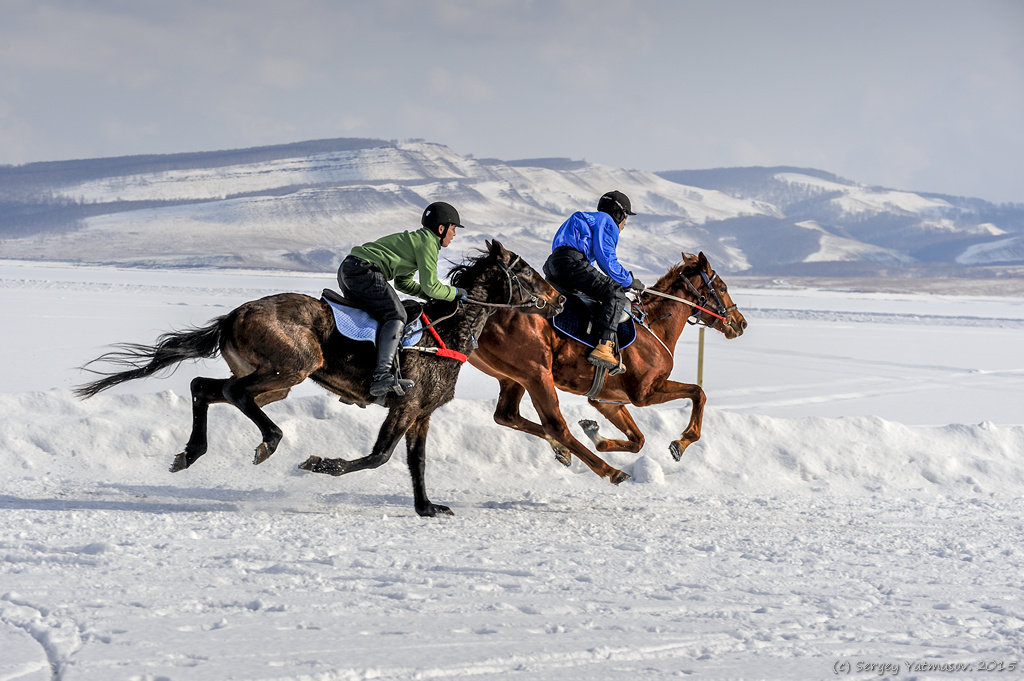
[469,251,746,483]
[75,240,563,516]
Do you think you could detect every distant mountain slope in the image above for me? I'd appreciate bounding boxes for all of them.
[1,138,1021,276]
[657,167,1024,274]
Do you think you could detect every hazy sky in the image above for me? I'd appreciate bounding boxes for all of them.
[2,0,1022,203]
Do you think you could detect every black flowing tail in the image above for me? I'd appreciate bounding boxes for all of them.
[74,317,227,398]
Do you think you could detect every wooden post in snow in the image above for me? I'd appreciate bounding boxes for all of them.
[697,327,705,387]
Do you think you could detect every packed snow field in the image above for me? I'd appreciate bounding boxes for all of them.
[2,260,1024,680]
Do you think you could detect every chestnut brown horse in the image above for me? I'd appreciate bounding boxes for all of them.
[75,240,563,516]
[469,251,746,483]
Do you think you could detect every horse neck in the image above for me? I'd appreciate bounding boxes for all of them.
[643,291,692,347]
[431,271,503,353]
[441,304,491,355]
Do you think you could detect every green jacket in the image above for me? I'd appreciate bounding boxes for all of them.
[349,226,459,301]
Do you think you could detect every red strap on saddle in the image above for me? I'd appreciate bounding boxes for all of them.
[420,312,468,363]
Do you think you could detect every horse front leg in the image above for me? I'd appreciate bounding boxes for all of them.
[633,380,706,461]
[405,415,453,517]
[580,402,646,454]
[526,378,630,484]
[492,378,573,467]
[300,407,413,477]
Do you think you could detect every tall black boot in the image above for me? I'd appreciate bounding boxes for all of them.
[369,319,415,397]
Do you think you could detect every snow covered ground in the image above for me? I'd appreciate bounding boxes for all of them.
[2,259,1024,680]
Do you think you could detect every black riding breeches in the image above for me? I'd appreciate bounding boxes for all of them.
[543,246,626,341]
[338,256,407,325]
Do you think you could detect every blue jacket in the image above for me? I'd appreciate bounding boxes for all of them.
[551,211,634,287]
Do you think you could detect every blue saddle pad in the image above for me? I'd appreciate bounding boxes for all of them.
[551,295,637,350]
[323,297,423,347]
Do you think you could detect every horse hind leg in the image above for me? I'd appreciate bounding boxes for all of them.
[171,376,229,472]
[222,370,306,465]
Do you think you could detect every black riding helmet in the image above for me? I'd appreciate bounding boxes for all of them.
[597,190,637,224]
[421,201,463,231]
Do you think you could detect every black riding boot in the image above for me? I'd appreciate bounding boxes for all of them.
[369,319,415,397]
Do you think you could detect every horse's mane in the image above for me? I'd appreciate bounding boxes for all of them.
[653,256,700,291]
[418,248,500,320]
[447,247,499,289]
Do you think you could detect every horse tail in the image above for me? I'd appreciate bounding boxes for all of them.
[74,317,227,398]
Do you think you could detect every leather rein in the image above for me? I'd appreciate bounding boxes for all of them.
[461,255,559,312]
[640,268,735,328]
[410,254,557,364]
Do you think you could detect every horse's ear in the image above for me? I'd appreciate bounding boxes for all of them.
[489,239,511,263]
[697,251,710,268]
[485,239,493,252]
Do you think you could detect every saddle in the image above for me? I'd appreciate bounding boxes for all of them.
[320,289,424,347]
[551,293,637,351]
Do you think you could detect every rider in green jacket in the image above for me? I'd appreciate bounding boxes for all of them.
[338,202,467,398]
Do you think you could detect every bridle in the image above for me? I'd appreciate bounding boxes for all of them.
[419,254,560,338]
[681,268,736,328]
[462,255,560,312]
[641,264,736,330]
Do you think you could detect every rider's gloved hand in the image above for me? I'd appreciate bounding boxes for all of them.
[628,278,646,293]
[455,287,469,301]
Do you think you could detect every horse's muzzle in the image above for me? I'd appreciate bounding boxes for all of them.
[725,313,748,339]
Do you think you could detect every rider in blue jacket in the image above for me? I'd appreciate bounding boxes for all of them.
[543,190,645,369]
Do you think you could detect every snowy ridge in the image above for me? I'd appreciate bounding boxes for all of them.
[775,171,955,216]
[2,137,1022,275]
[5,391,1023,500]
[793,219,909,263]
[957,235,1024,265]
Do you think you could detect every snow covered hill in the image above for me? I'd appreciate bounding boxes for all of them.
[659,167,1024,273]
[1,137,1022,276]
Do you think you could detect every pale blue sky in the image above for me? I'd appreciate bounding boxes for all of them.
[2,0,1022,203]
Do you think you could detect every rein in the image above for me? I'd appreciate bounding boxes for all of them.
[640,288,728,322]
[462,255,556,312]
[407,253,549,364]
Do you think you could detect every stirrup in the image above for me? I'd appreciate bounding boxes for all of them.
[587,354,618,370]
[587,341,618,370]
[369,373,415,397]
[588,355,625,374]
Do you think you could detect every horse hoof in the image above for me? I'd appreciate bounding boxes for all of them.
[553,448,572,467]
[417,503,454,517]
[610,470,631,485]
[169,452,189,473]
[299,456,347,476]
[669,440,690,462]
[253,442,275,465]
[579,419,599,437]
[298,456,321,471]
